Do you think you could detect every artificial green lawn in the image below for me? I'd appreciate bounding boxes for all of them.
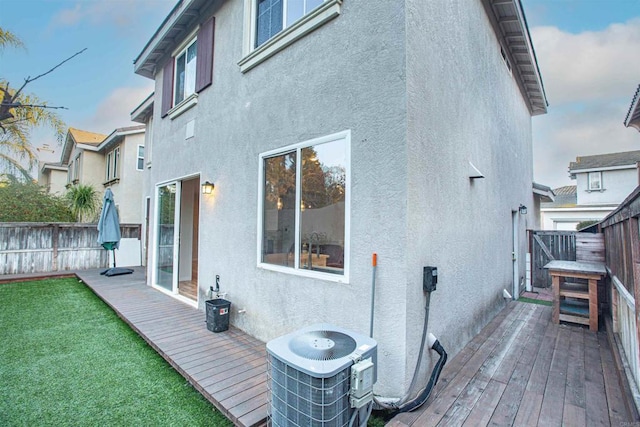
[0,278,232,427]
[518,296,552,306]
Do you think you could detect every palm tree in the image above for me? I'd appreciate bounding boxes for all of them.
[0,28,66,181]
[66,184,100,223]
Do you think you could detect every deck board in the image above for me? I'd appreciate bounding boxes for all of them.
[388,300,636,427]
[75,268,268,427]
[38,268,636,427]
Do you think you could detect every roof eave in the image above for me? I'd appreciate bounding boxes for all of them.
[41,163,68,173]
[484,0,548,116]
[133,0,210,79]
[131,93,154,123]
[97,126,146,152]
[625,85,640,131]
[569,164,638,174]
[533,182,555,202]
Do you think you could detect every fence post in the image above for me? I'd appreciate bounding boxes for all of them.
[52,224,59,272]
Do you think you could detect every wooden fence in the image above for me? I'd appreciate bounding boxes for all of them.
[529,230,605,288]
[601,186,640,393]
[0,223,141,275]
[529,230,577,287]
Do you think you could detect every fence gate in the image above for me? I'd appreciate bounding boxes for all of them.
[529,230,577,288]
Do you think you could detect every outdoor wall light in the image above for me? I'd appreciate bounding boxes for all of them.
[201,181,215,195]
[519,204,527,215]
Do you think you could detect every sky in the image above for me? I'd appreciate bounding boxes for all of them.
[1,0,640,189]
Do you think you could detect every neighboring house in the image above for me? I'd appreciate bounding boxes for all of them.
[541,151,640,230]
[60,128,107,189]
[38,162,68,195]
[60,126,146,224]
[625,83,640,132]
[133,0,547,398]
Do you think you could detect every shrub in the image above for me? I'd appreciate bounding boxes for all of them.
[0,177,74,222]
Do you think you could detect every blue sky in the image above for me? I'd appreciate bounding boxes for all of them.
[1,0,640,188]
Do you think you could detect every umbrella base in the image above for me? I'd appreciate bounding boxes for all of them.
[102,267,134,277]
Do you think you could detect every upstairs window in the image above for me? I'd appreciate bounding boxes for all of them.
[256,0,324,47]
[239,0,341,72]
[68,154,80,184]
[588,172,602,191]
[136,145,145,171]
[174,39,197,105]
[105,147,120,182]
[161,17,215,118]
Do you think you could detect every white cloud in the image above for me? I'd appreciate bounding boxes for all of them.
[50,0,175,29]
[531,19,640,105]
[530,19,640,189]
[81,85,154,134]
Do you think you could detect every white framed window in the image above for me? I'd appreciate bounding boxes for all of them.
[258,130,350,281]
[588,171,602,191]
[174,38,198,106]
[105,146,120,182]
[256,0,324,47]
[239,0,341,72]
[161,17,215,118]
[69,154,80,183]
[106,152,112,181]
[136,145,145,171]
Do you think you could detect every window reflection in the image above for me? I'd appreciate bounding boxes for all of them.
[300,141,345,273]
[263,152,297,267]
[261,137,346,275]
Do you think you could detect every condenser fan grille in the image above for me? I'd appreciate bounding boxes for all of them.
[289,330,357,361]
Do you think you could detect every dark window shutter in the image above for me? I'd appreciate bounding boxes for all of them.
[195,16,214,93]
[161,60,174,117]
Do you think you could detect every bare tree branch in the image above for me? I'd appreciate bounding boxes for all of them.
[13,47,87,101]
[2,103,68,110]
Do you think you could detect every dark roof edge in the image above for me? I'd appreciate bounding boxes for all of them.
[517,0,548,109]
[624,84,640,129]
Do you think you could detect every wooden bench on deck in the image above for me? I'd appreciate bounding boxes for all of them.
[543,233,606,331]
[544,260,606,331]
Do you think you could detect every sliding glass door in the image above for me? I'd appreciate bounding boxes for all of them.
[154,178,200,303]
[156,183,179,291]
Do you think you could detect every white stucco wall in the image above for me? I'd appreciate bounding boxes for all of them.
[109,133,145,224]
[142,0,539,398]
[575,168,638,205]
[78,150,105,194]
[48,169,68,195]
[403,0,535,394]
[39,168,68,195]
[540,208,613,230]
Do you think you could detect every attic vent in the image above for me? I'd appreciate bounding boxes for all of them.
[289,330,357,361]
[500,45,512,72]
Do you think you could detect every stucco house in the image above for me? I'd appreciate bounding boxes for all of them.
[625,83,640,132]
[541,150,640,230]
[132,0,547,399]
[38,162,68,195]
[59,126,146,224]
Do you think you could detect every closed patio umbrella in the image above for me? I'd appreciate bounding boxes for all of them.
[97,188,133,276]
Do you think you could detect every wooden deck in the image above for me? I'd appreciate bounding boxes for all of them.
[388,301,636,427]
[13,269,635,427]
[75,268,267,427]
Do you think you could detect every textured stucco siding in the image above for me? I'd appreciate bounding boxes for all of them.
[575,168,638,205]
[48,170,68,195]
[403,0,535,396]
[79,151,105,194]
[143,0,539,398]
[109,133,145,224]
[146,0,408,395]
